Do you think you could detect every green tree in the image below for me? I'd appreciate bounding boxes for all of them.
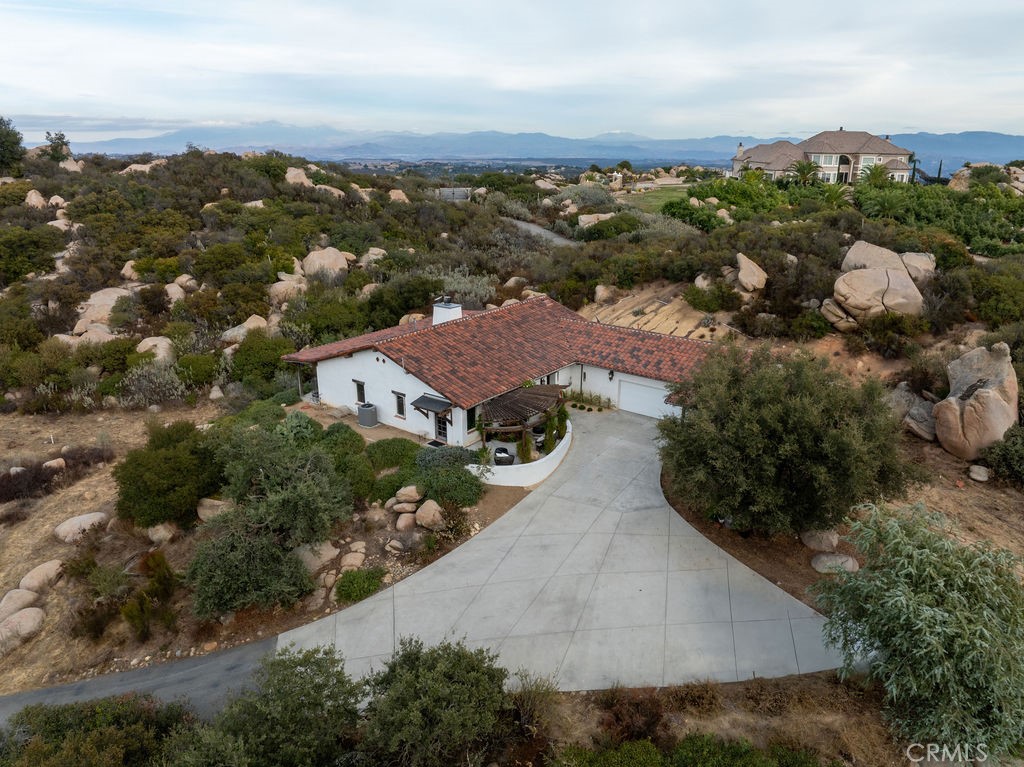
[214,646,361,767]
[44,130,69,161]
[786,159,821,186]
[658,344,910,534]
[0,115,25,175]
[812,505,1024,756]
[361,637,509,767]
[858,163,891,188]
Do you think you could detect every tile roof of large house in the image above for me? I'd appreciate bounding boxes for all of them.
[735,140,805,169]
[799,130,910,156]
[283,296,710,408]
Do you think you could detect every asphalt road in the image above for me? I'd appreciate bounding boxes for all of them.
[0,637,274,726]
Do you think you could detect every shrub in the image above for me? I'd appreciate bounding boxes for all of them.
[361,637,509,767]
[176,353,218,386]
[663,681,723,716]
[336,452,375,501]
[812,505,1024,756]
[508,670,560,740]
[160,726,251,767]
[414,445,476,471]
[117,361,187,408]
[273,410,323,446]
[214,646,361,767]
[682,282,741,313]
[420,466,484,510]
[321,421,365,457]
[1,693,193,767]
[230,329,294,389]
[858,312,927,359]
[365,437,422,470]
[334,567,387,603]
[981,423,1024,487]
[186,515,313,620]
[556,740,666,767]
[595,686,669,748]
[113,421,222,528]
[669,733,774,766]
[659,344,910,534]
[370,466,418,503]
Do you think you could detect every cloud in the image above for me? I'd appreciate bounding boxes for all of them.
[1,1,1023,138]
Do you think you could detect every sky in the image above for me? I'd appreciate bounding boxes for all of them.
[3,0,1023,143]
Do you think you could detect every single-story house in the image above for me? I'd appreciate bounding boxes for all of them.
[730,129,913,184]
[282,296,709,446]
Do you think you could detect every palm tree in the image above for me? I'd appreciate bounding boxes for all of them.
[820,183,850,209]
[787,159,822,186]
[908,152,920,184]
[859,163,891,188]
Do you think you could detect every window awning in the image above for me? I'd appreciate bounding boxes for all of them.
[410,394,453,415]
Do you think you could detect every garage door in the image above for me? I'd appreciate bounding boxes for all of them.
[617,380,680,418]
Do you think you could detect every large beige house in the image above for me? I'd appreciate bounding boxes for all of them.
[730,129,912,183]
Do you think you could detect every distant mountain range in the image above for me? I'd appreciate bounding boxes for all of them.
[68,122,1024,174]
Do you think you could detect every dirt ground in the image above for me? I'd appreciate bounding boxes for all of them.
[0,402,526,695]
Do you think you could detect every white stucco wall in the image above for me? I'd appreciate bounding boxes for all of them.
[554,363,682,418]
[469,420,573,487]
[315,350,474,445]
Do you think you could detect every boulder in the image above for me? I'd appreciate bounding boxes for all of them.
[388,189,410,203]
[119,159,167,174]
[0,608,45,655]
[735,253,767,291]
[415,499,446,531]
[243,199,265,208]
[888,383,937,441]
[174,273,199,291]
[0,590,38,624]
[504,276,528,291]
[42,457,65,472]
[350,185,371,202]
[396,513,417,532]
[500,299,520,308]
[208,385,224,401]
[220,314,267,344]
[303,247,353,278]
[694,273,712,290]
[294,542,340,573]
[392,502,418,514]
[120,260,139,281]
[49,195,66,207]
[933,343,1019,460]
[399,313,426,325]
[19,560,62,593]
[24,189,47,209]
[840,241,903,272]
[395,485,423,503]
[594,284,617,304]
[269,279,307,305]
[59,158,84,173]
[79,328,116,344]
[811,553,859,574]
[577,212,615,229]
[359,247,388,268]
[359,283,380,298]
[715,208,734,224]
[146,523,180,545]
[197,498,230,522]
[54,512,109,543]
[315,184,345,198]
[899,252,936,285]
[340,552,365,571]
[384,497,398,512]
[833,268,924,323]
[136,337,175,364]
[165,283,186,304]
[969,465,991,482]
[285,167,313,187]
[800,530,839,552]
[79,287,131,324]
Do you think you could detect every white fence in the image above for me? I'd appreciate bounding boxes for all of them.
[469,421,573,487]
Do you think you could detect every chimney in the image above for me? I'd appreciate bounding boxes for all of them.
[736,142,744,156]
[432,297,463,325]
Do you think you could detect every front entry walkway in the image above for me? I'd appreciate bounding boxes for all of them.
[280,410,842,689]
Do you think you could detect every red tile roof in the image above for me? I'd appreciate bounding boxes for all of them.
[284,296,710,409]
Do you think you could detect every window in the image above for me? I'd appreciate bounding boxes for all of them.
[810,154,821,165]
[394,391,406,418]
[354,380,365,404]
[467,406,477,430]
[861,156,875,168]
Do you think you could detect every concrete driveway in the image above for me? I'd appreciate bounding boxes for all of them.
[280,410,842,689]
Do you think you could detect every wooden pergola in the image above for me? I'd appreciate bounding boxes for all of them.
[479,384,566,434]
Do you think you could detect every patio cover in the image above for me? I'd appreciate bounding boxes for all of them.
[481,384,566,424]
